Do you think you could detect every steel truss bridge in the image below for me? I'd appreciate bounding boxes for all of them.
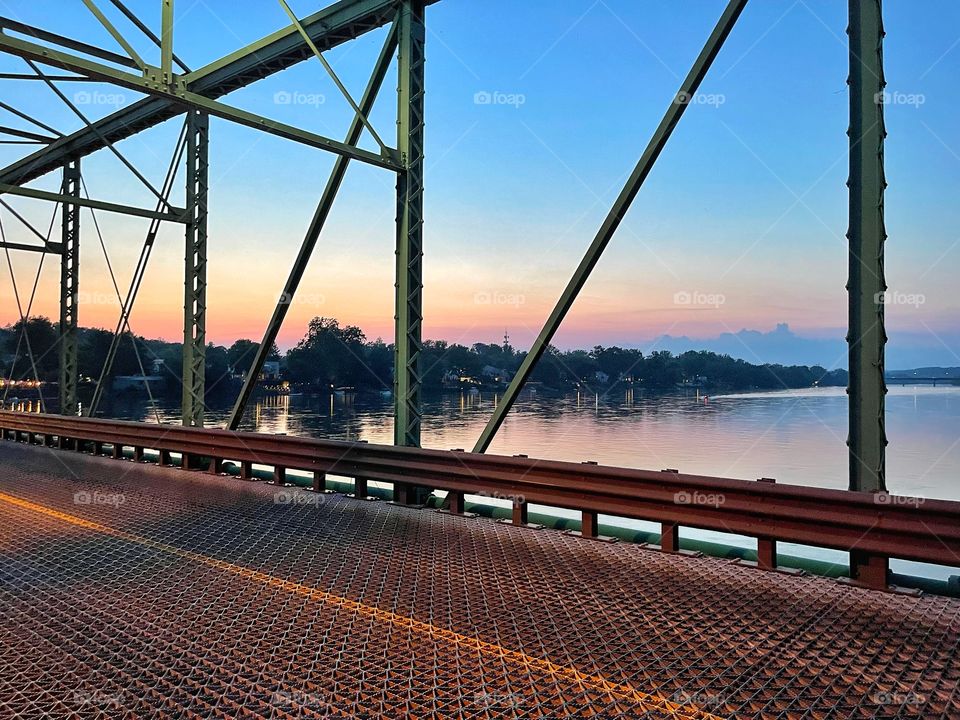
[0,0,886,490]
[0,1,959,718]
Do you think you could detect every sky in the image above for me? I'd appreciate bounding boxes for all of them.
[0,0,958,369]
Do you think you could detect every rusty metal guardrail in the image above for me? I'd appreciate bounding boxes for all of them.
[2,411,958,591]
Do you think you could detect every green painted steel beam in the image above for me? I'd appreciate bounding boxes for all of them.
[182,110,208,428]
[394,0,425,450]
[0,241,61,254]
[0,0,435,186]
[160,0,174,85]
[80,0,147,69]
[0,182,187,222]
[109,0,191,73]
[0,32,401,171]
[0,125,55,144]
[846,0,887,492]
[59,161,80,416]
[173,89,401,170]
[0,15,141,69]
[227,23,399,431]
[472,0,748,454]
[278,0,389,153]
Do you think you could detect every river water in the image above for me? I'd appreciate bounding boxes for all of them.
[106,385,960,579]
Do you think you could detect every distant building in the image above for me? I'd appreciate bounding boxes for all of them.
[482,365,510,383]
[261,361,281,381]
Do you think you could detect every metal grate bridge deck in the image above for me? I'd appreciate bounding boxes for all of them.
[1,442,958,719]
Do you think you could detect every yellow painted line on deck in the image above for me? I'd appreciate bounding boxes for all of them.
[0,490,723,720]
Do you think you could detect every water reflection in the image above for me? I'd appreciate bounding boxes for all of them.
[103,385,960,502]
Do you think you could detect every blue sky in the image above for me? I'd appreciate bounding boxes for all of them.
[0,0,958,368]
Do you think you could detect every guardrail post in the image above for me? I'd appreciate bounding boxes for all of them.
[134,447,144,463]
[446,490,465,514]
[312,471,325,492]
[273,465,286,486]
[850,551,889,590]
[756,478,777,569]
[352,476,368,498]
[660,522,680,552]
[393,481,412,505]
[757,538,777,570]
[112,443,123,459]
[94,441,104,456]
[207,457,221,475]
[240,460,253,480]
[581,510,599,539]
[512,499,528,526]
[159,449,172,466]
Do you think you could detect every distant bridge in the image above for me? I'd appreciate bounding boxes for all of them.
[886,376,960,386]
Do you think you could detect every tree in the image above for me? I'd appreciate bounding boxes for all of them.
[364,338,393,389]
[592,346,642,382]
[205,343,232,395]
[3,317,58,380]
[78,328,144,380]
[559,350,599,383]
[285,317,367,387]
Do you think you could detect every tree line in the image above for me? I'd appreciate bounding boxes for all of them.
[1,316,848,399]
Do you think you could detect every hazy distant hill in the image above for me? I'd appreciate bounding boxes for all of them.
[645,323,960,372]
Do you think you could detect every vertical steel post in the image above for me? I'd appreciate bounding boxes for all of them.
[182,110,208,427]
[394,0,425,450]
[160,0,174,86]
[59,160,81,416]
[846,0,887,492]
